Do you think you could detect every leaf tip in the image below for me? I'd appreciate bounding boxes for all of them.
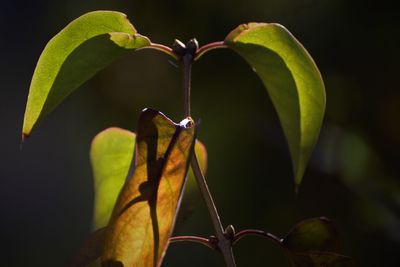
[20,133,29,150]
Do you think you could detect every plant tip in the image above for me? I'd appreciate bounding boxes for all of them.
[186,38,199,55]
[172,39,186,57]
[224,225,236,240]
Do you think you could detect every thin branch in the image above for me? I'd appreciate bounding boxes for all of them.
[191,154,236,267]
[194,41,227,61]
[169,236,217,250]
[191,154,224,237]
[233,229,283,247]
[181,40,236,267]
[138,43,178,60]
[182,53,192,117]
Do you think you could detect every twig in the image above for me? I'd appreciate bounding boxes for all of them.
[138,43,179,60]
[194,41,227,61]
[233,229,282,247]
[191,154,236,267]
[169,235,217,250]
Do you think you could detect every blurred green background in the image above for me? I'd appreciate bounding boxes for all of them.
[1,0,399,266]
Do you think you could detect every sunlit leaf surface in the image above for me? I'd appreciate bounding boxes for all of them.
[22,11,150,137]
[82,127,205,266]
[283,218,352,267]
[102,109,196,267]
[90,128,136,230]
[70,133,206,266]
[90,128,207,231]
[225,23,326,187]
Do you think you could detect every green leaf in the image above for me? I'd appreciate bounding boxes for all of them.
[90,126,206,231]
[90,127,136,230]
[22,11,150,137]
[225,23,326,187]
[102,109,196,267]
[282,218,352,267]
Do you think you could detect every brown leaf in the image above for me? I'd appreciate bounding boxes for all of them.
[102,109,196,267]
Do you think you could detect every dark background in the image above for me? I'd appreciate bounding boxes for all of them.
[1,0,399,266]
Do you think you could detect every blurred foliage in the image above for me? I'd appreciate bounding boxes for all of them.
[1,0,399,266]
[282,217,352,267]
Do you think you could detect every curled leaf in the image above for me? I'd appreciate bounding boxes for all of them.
[102,109,196,267]
[90,128,207,231]
[225,23,326,187]
[23,11,150,137]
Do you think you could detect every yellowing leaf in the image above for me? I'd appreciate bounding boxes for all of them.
[102,109,196,267]
[225,23,326,187]
[90,128,136,230]
[90,128,206,231]
[68,134,205,266]
[22,11,150,137]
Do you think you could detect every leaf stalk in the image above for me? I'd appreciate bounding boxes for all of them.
[194,41,227,61]
[169,235,217,250]
[233,229,282,247]
[139,43,178,60]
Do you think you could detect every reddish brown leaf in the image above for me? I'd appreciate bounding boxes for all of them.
[102,109,196,267]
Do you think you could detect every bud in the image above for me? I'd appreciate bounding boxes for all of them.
[224,225,236,241]
[186,38,199,55]
[172,39,186,57]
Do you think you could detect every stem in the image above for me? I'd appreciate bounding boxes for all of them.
[182,53,192,117]
[194,41,227,61]
[181,48,236,267]
[169,236,216,250]
[138,43,178,60]
[191,155,236,267]
[233,229,282,247]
